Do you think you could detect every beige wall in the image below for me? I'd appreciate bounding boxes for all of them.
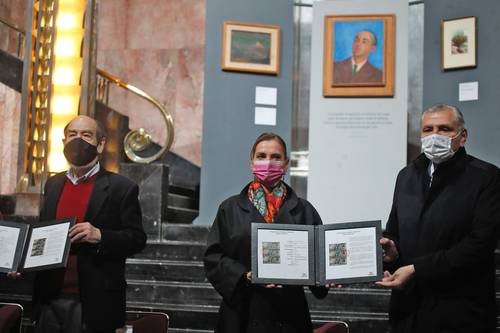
[0,0,206,194]
[97,0,206,166]
[0,0,25,194]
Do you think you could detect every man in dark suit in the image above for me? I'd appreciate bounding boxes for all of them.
[377,105,500,332]
[333,30,383,84]
[31,115,146,333]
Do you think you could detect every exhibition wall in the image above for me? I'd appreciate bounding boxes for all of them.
[423,0,500,167]
[307,0,408,226]
[197,0,295,224]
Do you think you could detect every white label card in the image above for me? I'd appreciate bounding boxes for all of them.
[255,107,277,126]
[255,86,277,106]
[459,81,478,102]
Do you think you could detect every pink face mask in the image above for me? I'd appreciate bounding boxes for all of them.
[252,160,285,188]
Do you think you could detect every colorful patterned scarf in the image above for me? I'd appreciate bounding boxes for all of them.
[248,181,287,223]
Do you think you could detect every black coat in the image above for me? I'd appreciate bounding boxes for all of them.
[34,169,147,330]
[385,148,500,332]
[204,183,328,333]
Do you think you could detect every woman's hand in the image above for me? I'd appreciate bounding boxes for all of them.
[6,271,21,279]
[325,283,342,289]
[264,284,283,288]
[246,272,283,288]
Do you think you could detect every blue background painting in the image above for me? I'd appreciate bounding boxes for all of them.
[333,20,384,71]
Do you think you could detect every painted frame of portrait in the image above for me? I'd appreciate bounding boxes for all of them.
[221,22,280,75]
[441,16,477,71]
[323,15,395,97]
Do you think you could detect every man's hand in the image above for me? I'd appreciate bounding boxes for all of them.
[376,264,415,289]
[69,222,101,244]
[380,237,399,263]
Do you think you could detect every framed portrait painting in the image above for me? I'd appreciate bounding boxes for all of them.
[221,22,280,75]
[441,16,477,71]
[323,15,395,97]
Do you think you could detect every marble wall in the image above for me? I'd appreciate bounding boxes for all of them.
[97,0,206,166]
[0,0,25,195]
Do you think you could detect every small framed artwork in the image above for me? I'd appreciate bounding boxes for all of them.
[221,21,280,75]
[323,14,395,97]
[442,16,477,71]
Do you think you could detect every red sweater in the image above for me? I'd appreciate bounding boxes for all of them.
[55,174,97,295]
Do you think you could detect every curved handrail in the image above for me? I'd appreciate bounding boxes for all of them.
[97,68,175,164]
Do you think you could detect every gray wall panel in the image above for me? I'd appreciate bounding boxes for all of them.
[197,0,295,224]
[423,0,500,166]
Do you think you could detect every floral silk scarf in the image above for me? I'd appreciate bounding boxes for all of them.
[248,181,287,223]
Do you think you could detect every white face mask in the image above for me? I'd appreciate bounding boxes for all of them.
[421,132,461,164]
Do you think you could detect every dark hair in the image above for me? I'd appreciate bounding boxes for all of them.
[250,132,288,160]
[63,117,107,143]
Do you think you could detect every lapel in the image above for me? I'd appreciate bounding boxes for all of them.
[44,173,67,220]
[84,169,110,223]
[274,184,299,224]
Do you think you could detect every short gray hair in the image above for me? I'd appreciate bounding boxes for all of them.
[422,104,465,130]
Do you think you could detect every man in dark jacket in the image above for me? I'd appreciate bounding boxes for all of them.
[377,104,500,332]
[31,116,146,333]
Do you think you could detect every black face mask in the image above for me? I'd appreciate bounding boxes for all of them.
[63,137,98,167]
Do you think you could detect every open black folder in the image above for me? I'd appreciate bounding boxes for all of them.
[0,218,76,273]
[251,220,383,286]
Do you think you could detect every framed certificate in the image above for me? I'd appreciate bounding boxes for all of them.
[0,221,29,273]
[0,218,76,272]
[250,220,383,286]
[317,221,383,284]
[251,223,315,285]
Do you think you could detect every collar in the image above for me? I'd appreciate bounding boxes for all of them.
[351,57,368,72]
[415,147,468,175]
[66,162,100,185]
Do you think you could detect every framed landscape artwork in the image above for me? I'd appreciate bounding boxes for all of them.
[323,14,395,97]
[221,22,280,75]
[442,16,477,70]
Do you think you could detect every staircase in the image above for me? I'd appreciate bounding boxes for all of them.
[1,19,500,333]
[124,223,391,332]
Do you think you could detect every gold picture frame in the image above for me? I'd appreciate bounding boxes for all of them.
[441,16,477,71]
[221,21,280,75]
[323,14,395,97]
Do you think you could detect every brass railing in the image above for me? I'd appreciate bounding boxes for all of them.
[96,68,175,164]
[1,16,174,166]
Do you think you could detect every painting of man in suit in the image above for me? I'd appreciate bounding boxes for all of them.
[332,20,384,85]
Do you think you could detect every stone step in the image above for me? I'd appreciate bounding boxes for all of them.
[307,287,390,313]
[126,280,221,307]
[127,302,218,331]
[166,206,199,224]
[126,301,389,332]
[169,185,198,198]
[126,258,207,283]
[168,193,199,210]
[162,224,209,243]
[169,329,213,333]
[126,280,393,314]
[135,241,206,261]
